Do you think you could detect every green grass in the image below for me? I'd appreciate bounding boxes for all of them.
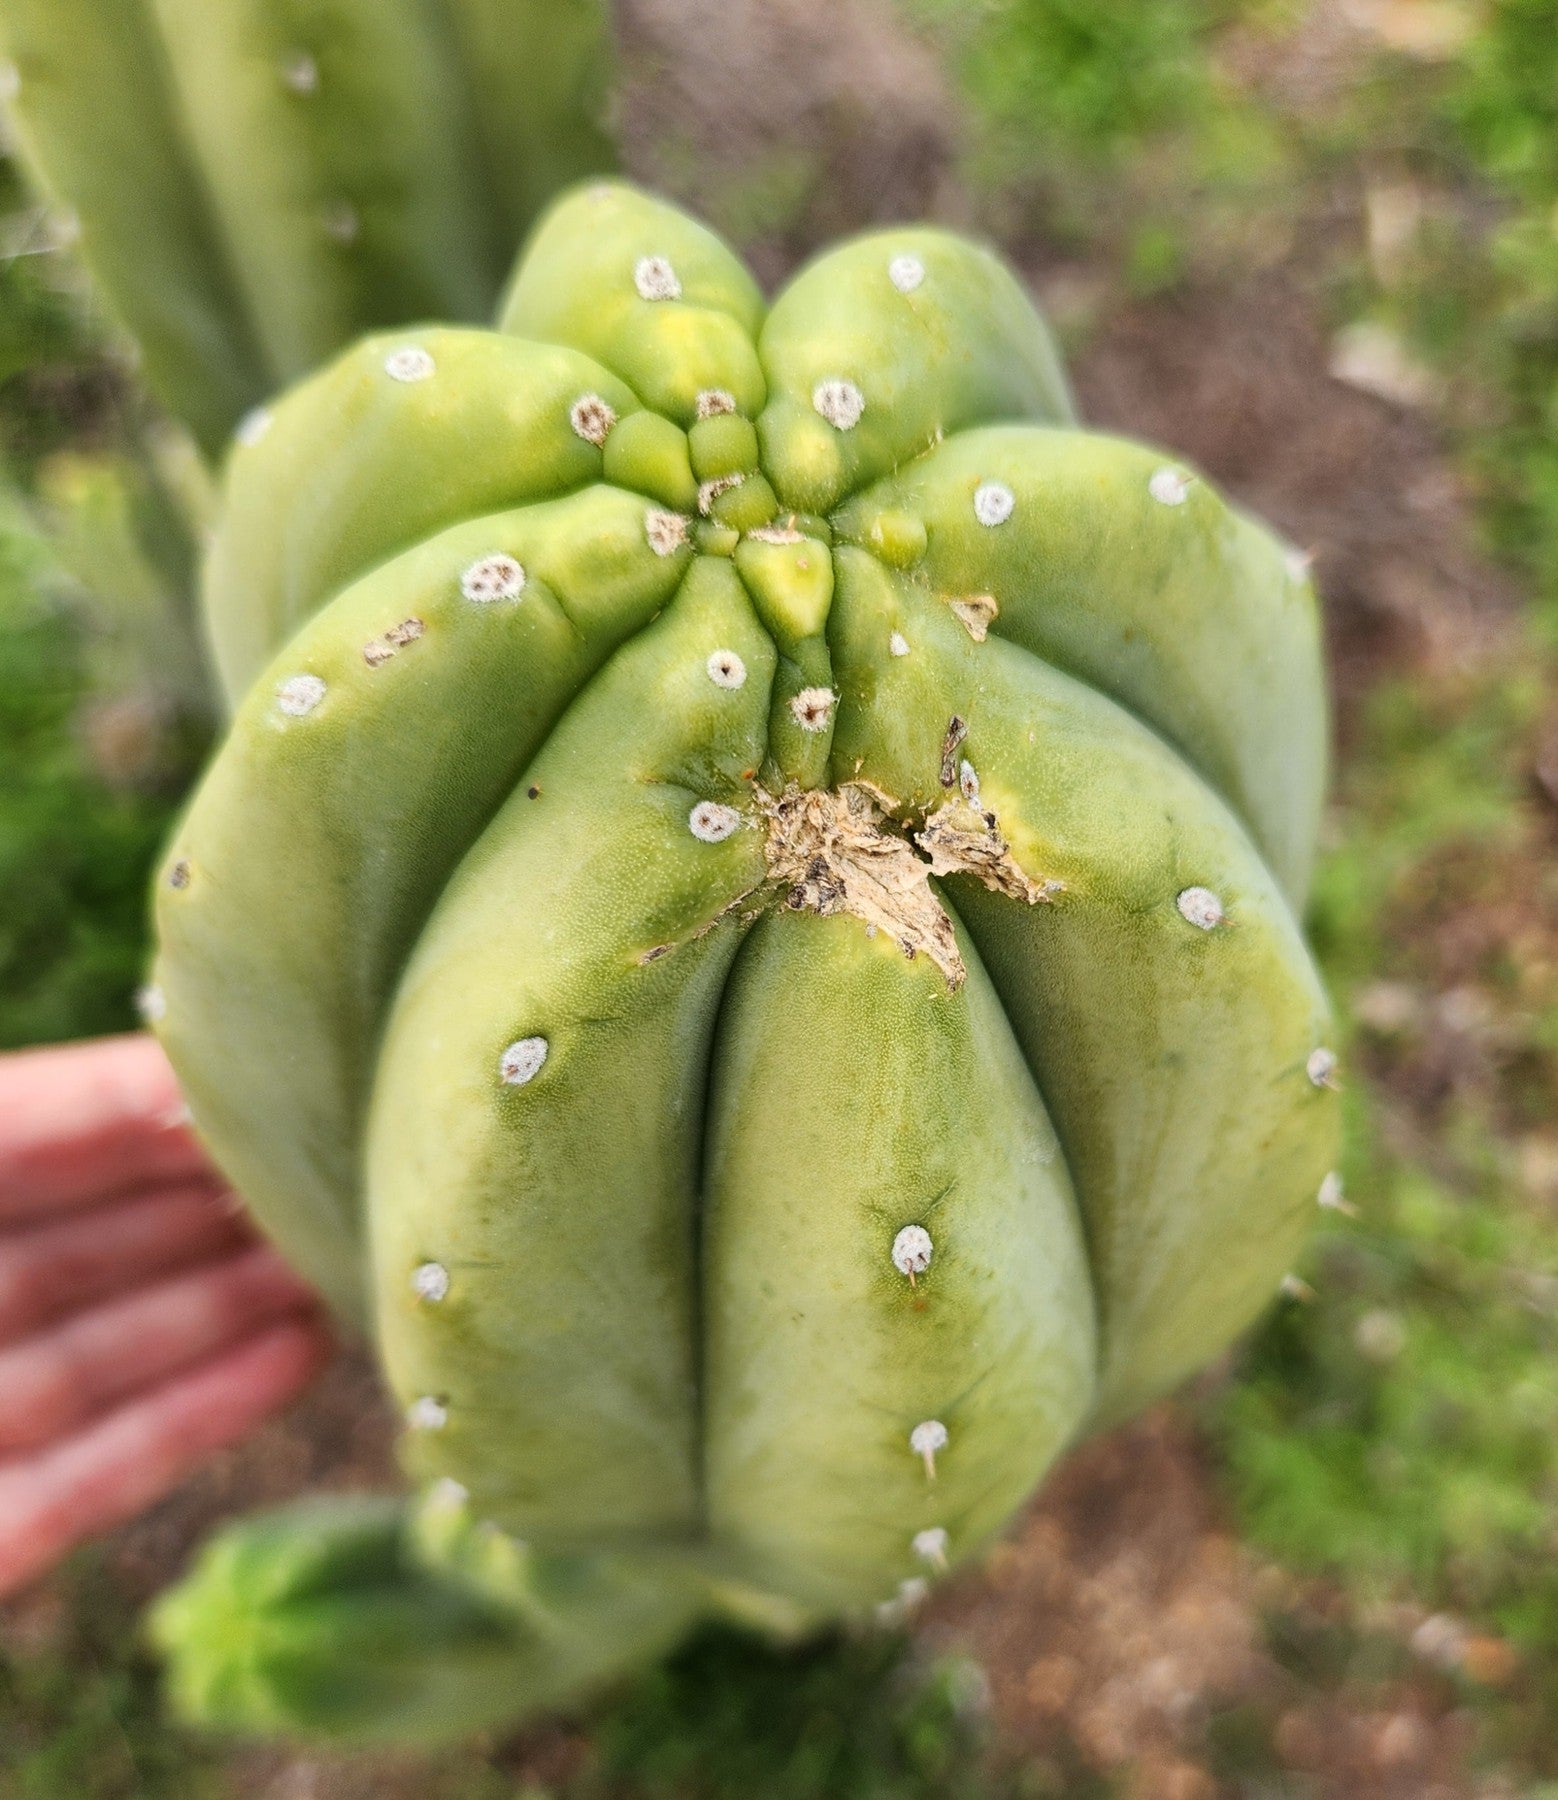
[0,518,185,1051]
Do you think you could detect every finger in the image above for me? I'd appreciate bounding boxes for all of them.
[0,1247,319,1455]
[0,1182,254,1346]
[0,1034,210,1224]
[0,1315,332,1599]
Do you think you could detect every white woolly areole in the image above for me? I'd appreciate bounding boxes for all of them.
[1176,886,1225,930]
[135,984,166,1025]
[889,631,910,657]
[384,345,435,383]
[276,674,326,717]
[1318,1170,1347,1211]
[888,253,926,293]
[1307,1046,1339,1088]
[634,255,681,301]
[1149,466,1192,506]
[428,1477,468,1509]
[903,1418,942,1461]
[322,201,358,244]
[706,649,747,689]
[1285,545,1315,582]
[790,686,836,733]
[499,1036,548,1086]
[461,553,526,603]
[875,1577,930,1626]
[236,406,273,448]
[958,760,981,804]
[407,1396,447,1431]
[280,51,318,94]
[0,62,20,104]
[973,481,1015,527]
[813,377,866,432]
[912,1526,949,1569]
[689,801,742,843]
[696,389,737,419]
[645,509,689,556]
[698,473,744,516]
[892,1225,933,1277]
[411,1261,449,1303]
[570,393,617,446]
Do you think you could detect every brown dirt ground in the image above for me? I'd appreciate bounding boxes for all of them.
[3,3,1534,1795]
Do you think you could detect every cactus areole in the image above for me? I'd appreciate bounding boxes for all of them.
[147,183,1338,1743]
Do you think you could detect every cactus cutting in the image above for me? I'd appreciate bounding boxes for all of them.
[141,179,1339,1745]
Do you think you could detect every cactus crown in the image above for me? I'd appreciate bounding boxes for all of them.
[146,181,1337,1744]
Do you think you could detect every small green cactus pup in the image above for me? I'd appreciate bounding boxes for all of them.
[149,182,1338,1741]
[0,0,614,451]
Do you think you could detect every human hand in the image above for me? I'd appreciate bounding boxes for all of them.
[0,1033,332,1598]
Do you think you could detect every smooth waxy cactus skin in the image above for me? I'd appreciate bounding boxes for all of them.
[0,0,615,452]
[148,181,1339,1744]
[704,907,1096,1610]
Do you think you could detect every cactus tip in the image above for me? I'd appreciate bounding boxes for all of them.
[706,649,748,690]
[1149,467,1192,507]
[275,674,327,718]
[689,801,743,843]
[1306,1046,1340,1089]
[790,687,836,733]
[1176,886,1225,930]
[973,482,1015,528]
[892,1224,933,1282]
[889,631,910,657]
[909,1419,949,1479]
[498,1037,548,1087]
[813,378,866,432]
[634,255,681,302]
[461,553,525,603]
[888,253,926,294]
[383,345,435,384]
[411,1261,450,1303]
[570,393,617,447]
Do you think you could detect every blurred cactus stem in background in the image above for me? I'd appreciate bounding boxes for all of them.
[0,0,617,456]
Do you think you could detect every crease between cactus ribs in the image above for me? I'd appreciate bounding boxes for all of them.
[147,180,1337,1741]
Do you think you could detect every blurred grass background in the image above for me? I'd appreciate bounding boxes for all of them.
[4,1,1558,1794]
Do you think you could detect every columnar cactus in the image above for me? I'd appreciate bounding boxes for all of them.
[146,182,1339,1743]
[0,0,614,451]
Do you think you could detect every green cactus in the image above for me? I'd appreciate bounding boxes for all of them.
[146,181,1338,1743]
[0,0,614,452]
